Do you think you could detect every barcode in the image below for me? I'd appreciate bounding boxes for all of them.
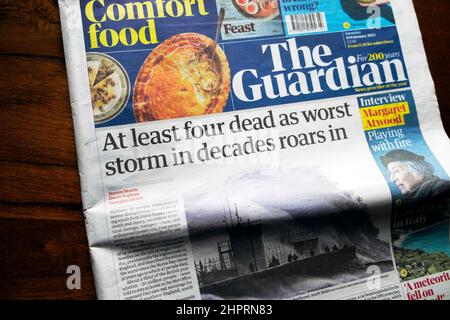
[285,12,328,35]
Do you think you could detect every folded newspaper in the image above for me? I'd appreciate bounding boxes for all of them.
[58,0,450,300]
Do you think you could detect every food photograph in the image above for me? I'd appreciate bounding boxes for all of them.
[0,0,449,308]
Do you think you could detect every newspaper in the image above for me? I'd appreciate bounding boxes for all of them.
[58,0,450,300]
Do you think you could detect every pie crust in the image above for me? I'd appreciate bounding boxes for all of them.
[133,33,231,122]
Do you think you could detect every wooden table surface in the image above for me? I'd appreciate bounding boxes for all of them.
[0,0,449,300]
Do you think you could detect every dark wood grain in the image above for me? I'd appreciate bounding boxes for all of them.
[0,205,95,299]
[0,56,76,166]
[0,0,448,300]
[413,0,450,131]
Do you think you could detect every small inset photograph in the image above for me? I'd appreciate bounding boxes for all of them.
[232,0,280,20]
[184,168,395,299]
[87,53,130,124]
[381,150,450,204]
[380,149,450,281]
[216,0,284,40]
[340,0,394,23]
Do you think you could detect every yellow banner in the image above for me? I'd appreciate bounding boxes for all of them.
[360,102,410,131]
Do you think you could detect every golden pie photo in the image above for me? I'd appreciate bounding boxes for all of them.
[87,53,130,124]
[133,33,231,122]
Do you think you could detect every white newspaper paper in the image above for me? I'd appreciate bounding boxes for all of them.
[58,0,450,300]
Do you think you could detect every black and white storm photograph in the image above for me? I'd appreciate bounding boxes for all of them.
[184,167,395,299]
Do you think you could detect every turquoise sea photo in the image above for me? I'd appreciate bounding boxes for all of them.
[402,221,450,256]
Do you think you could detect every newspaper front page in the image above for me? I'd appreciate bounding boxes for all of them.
[58,0,450,300]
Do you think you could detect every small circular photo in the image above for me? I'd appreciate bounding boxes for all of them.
[87,53,130,124]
